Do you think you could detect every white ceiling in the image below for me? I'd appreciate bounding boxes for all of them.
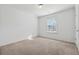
[4,4,75,16]
[35,4,75,16]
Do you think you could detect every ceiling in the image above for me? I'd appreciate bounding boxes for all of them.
[3,4,75,16]
[35,4,75,16]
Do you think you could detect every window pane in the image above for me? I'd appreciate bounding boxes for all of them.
[47,19,57,32]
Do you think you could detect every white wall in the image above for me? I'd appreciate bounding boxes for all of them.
[38,8,75,43]
[0,5,37,46]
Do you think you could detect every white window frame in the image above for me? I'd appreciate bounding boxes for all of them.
[47,18,57,33]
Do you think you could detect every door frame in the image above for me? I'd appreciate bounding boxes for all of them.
[75,4,79,51]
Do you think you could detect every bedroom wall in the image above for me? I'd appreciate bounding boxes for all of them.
[38,8,75,43]
[0,5,37,46]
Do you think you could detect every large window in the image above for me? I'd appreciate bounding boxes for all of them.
[47,18,57,33]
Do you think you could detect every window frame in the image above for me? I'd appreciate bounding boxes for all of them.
[47,18,57,33]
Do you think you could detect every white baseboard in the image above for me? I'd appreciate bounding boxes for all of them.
[38,36,75,44]
[0,39,25,47]
[0,35,37,47]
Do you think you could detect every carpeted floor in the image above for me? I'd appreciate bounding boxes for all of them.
[0,37,79,55]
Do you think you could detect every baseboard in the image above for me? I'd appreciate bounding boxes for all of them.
[0,35,75,47]
[38,36,75,44]
[0,35,37,47]
[0,39,25,47]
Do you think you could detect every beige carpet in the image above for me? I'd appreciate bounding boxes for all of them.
[0,37,79,55]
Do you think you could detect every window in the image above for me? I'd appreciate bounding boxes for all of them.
[47,18,57,33]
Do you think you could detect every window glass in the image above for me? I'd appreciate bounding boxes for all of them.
[47,19,57,32]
